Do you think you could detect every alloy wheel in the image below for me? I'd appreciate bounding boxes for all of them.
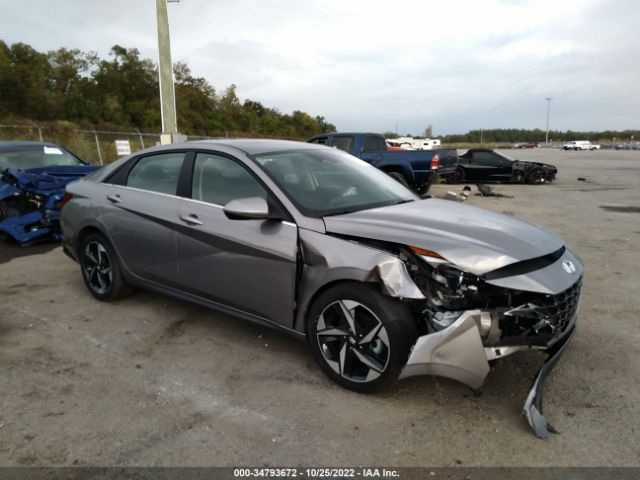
[316,300,390,383]
[83,241,113,295]
[529,170,544,184]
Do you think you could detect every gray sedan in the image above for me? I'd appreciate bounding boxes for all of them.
[60,140,582,439]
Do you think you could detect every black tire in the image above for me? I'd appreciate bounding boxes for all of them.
[306,282,417,393]
[387,171,410,188]
[79,232,132,301]
[446,167,464,184]
[417,173,439,196]
[526,168,545,184]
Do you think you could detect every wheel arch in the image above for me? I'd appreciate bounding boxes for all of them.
[294,230,425,334]
[76,225,106,251]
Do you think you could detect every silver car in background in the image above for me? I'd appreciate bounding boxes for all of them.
[61,140,582,439]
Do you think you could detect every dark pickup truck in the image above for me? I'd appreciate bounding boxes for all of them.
[307,132,458,194]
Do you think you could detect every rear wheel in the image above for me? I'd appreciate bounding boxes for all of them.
[446,167,464,184]
[79,233,132,301]
[387,171,410,188]
[307,282,417,393]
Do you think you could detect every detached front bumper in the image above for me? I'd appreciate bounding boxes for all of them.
[400,306,578,439]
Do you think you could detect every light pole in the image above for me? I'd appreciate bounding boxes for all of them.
[545,97,553,147]
[156,0,179,144]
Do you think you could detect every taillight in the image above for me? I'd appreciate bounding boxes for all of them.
[56,192,74,209]
[430,154,440,170]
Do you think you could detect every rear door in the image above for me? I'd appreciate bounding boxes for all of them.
[101,151,186,286]
[175,151,298,326]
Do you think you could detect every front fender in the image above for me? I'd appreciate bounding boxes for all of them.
[294,229,423,332]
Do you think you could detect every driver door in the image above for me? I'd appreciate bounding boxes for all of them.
[175,151,298,327]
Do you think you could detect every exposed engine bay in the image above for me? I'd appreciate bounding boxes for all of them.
[0,167,98,245]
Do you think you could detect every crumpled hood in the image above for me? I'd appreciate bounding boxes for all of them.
[1,165,100,196]
[323,198,565,275]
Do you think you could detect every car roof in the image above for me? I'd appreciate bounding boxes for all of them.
[147,138,328,156]
[465,148,495,153]
[0,141,62,151]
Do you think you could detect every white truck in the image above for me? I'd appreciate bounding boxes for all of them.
[562,140,600,151]
[386,137,442,150]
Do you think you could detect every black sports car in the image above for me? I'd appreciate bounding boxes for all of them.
[448,148,557,184]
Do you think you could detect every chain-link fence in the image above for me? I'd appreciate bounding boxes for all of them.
[0,124,216,165]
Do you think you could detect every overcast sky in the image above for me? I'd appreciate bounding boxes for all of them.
[1,0,638,135]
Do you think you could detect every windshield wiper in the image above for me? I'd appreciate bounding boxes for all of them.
[324,198,415,217]
[323,208,363,217]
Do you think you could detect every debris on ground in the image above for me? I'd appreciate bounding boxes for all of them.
[443,185,472,202]
[475,184,513,198]
[578,177,587,181]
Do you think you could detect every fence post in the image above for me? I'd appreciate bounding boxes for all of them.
[93,130,103,165]
[37,127,43,142]
[136,129,145,149]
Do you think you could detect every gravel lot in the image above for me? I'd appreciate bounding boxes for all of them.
[1,149,639,467]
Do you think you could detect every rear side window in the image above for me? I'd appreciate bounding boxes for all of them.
[363,135,386,152]
[126,152,184,195]
[191,153,267,206]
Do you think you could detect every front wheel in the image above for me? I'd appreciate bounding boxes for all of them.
[526,168,545,184]
[306,282,417,393]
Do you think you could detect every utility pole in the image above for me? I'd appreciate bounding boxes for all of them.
[545,97,553,147]
[156,0,178,144]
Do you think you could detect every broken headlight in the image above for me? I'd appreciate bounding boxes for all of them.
[400,247,485,332]
[424,264,482,310]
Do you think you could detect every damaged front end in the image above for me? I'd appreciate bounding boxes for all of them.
[397,245,582,439]
[0,168,95,245]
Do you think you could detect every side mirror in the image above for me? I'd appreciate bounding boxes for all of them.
[223,197,270,220]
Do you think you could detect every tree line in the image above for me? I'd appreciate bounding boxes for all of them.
[0,41,336,138]
[440,128,639,144]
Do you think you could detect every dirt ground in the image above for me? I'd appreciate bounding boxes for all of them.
[1,149,639,467]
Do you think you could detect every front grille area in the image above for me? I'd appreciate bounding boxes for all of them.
[499,278,582,346]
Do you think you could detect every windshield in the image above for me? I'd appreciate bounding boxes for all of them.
[0,145,84,170]
[254,148,418,217]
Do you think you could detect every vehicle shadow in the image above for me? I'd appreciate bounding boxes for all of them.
[0,240,59,265]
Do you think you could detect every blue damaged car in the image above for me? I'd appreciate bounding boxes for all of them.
[0,141,100,245]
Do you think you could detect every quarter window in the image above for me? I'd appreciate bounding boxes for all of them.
[126,152,184,195]
[191,153,267,206]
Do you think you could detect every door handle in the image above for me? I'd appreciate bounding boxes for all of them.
[179,213,203,226]
[107,194,121,203]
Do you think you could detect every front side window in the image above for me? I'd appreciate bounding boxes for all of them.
[255,148,417,217]
[191,153,267,206]
[126,152,184,195]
